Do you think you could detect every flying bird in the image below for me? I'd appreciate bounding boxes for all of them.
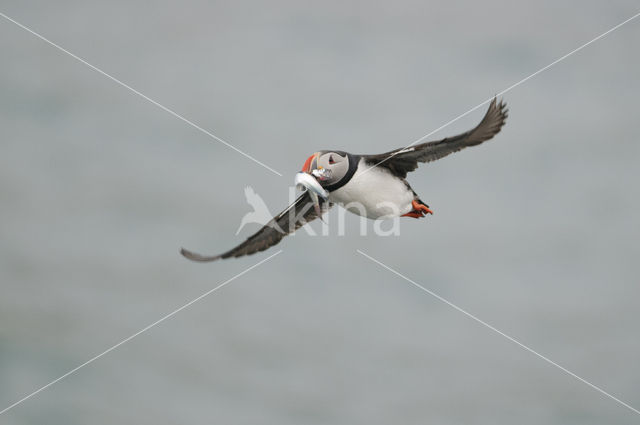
[181,98,508,262]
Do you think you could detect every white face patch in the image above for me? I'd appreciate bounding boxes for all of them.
[316,152,349,185]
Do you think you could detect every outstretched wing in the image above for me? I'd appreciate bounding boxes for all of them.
[181,191,332,262]
[363,98,508,178]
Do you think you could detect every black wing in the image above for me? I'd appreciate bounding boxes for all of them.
[181,191,332,262]
[363,98,508,178]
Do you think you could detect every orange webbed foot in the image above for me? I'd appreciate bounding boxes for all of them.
[401,200,434,218]
[412,200,433,215]
[402,211,423,219]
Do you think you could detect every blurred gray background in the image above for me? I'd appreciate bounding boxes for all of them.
[1,1,639,424]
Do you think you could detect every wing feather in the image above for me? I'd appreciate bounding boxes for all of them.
[181,191,331,262]
[363,98,508,178]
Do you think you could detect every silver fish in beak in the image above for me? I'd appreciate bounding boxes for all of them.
[294,171,329,219]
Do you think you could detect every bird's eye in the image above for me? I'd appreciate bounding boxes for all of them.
[329,155,335,164]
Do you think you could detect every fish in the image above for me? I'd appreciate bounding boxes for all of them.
[311,167,332,182]
[294,171,329,220]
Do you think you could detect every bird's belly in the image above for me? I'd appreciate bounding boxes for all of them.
[328,165,414,219]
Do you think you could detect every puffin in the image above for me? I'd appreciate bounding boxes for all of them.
[181,98,507,261]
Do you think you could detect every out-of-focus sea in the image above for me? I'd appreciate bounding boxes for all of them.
[1,1,639,424]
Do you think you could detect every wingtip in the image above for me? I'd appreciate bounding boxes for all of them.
[180,247,222,262]
[490,96,508,122]
[491,95,507,110]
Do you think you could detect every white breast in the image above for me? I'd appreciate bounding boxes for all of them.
[328,159,414,219]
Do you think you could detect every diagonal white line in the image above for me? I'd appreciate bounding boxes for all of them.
[357,11,640,178]
[0,250,282,416]
[0,11,283,177]
[357,249,640,416]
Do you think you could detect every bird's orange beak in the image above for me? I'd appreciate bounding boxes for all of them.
[301,152,319,173]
